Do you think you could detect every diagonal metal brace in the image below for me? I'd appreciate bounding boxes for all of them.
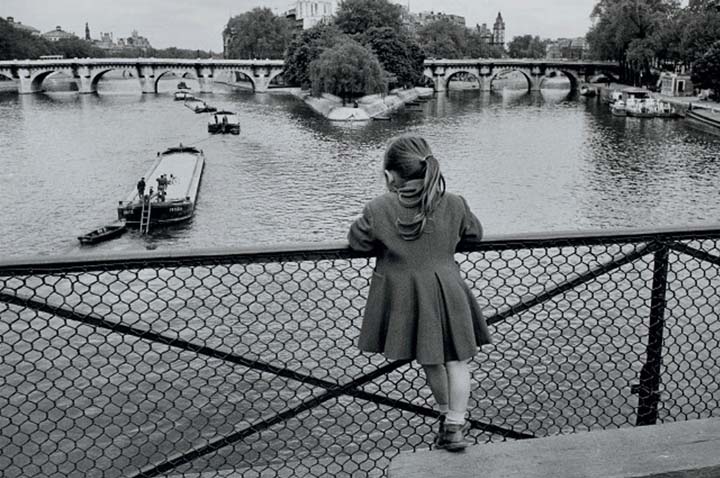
[485,242,660,326]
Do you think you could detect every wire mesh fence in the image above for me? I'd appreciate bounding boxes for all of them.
[1,227,719,478]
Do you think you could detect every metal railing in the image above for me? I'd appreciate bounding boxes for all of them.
[1,225,719,478]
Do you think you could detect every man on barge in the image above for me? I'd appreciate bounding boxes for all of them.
[137,177,146,200]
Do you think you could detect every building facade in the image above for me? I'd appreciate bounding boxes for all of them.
[285,1,335,31]
[415,11,467,28]
[546,37,588,60]
[42,26,77,42]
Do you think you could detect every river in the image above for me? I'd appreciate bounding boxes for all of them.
[0,77,718,258]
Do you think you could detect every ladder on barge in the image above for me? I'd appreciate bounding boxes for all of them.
[139,196,152,234]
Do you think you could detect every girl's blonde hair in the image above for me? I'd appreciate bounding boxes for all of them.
[383,135,446,241]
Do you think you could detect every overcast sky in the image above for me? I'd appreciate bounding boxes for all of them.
[3,0,599,52]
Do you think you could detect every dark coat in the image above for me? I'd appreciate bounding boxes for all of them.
[348,191,492,365]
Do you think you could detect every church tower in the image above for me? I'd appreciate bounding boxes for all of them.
[492,12,505,47]
[85,22,91,41]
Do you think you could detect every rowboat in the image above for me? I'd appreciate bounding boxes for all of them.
[78,221,127,245]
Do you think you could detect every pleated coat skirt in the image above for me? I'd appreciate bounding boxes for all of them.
[348,191,492,365]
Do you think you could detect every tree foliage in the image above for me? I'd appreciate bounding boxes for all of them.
[284,24,342,88]
[309,40,386,100]
[692,40,720,99]
[417,19,501,59]
[335,0,403,35]
[507,35,548,59]
[358,27,425,88]
[224,8,294,59]
[416,19,468,59]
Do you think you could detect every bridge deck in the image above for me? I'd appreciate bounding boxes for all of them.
[389,418,720,478]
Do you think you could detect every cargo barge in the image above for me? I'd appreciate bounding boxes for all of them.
[117,145,205,229]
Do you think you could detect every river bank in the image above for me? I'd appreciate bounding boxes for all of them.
[291,87,434,121]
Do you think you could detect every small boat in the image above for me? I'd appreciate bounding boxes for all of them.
[580,85,597,97]
[373,115,392,121]
[78,221,127,245]
[177,81,190,90]
[184,98,217,113]
[611,101,627,116]
[117,145,205,230]
[174,91,195,101]
[208,111,240,135]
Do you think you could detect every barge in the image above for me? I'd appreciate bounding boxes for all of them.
[117,145,205,230]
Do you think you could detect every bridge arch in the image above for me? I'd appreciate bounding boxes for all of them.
[226,70,256,92]
[489,68,533,93]
[89,68,138,93]
[445,70,482,90]
[30,69,75,92]
[540,69,580,92]
[154,69,198,92]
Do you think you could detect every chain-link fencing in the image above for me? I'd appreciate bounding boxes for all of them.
[1,227,719,477]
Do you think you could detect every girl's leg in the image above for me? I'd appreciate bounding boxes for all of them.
[422,364,449,411]
[445,360,471,425]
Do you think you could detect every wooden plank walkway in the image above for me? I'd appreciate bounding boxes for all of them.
[389,418,720,478]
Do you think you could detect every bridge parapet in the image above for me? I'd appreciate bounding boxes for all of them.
[0,58,287,94]
[0,224,718,477]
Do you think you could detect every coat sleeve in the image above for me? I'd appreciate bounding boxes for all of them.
[348,204,377,252]
[459,195,483,244]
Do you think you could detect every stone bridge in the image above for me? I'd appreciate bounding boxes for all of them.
[0,58,620,95]
[0,58,287,94]
[423,59,621,92]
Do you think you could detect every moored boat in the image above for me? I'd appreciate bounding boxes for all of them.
[580,85,597,97]
[174,90,195,101]
[184,98,217,113]
[117,145,205,230]
[208,111,240,135]
[611,101,627,116]
[78,221,127,245]
[177,81,190,90]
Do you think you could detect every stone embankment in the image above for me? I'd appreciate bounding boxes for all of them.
[292,87,434,121]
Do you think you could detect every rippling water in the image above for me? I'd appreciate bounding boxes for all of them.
[0,78,718,258]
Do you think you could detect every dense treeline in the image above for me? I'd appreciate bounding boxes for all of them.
[223,0,506,99]
[0,18,215,60]
[586,0,720,95]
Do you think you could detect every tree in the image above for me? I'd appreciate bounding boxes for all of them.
[359,27,425,88]
[309,40,386,102]
[0,18,54,60]
[416,19,467,59]
[335,0,403,35]
[692,40,720,99]
[465,30,503,58]
[224,8,293,59]
[507,35,548,59]
[586,0,680,82]
[284,24,343,88]
[51,38,106,58]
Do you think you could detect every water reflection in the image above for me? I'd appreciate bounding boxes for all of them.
[0,80,718,257]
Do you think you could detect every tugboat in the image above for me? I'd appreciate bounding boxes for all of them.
[174,90,195,101]
[208,111,240,135]
[117,145,205,232]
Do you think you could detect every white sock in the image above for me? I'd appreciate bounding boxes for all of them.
[445,410,465,425]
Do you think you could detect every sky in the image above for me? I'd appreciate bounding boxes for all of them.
[3,0,599,52]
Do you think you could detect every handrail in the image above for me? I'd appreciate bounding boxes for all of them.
[2,223,720,275]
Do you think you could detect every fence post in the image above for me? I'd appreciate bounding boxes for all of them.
[634,244,669,426]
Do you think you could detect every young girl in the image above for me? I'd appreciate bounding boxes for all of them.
[348,135,492,451]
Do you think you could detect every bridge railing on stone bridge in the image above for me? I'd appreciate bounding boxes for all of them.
[1,225,719,478]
